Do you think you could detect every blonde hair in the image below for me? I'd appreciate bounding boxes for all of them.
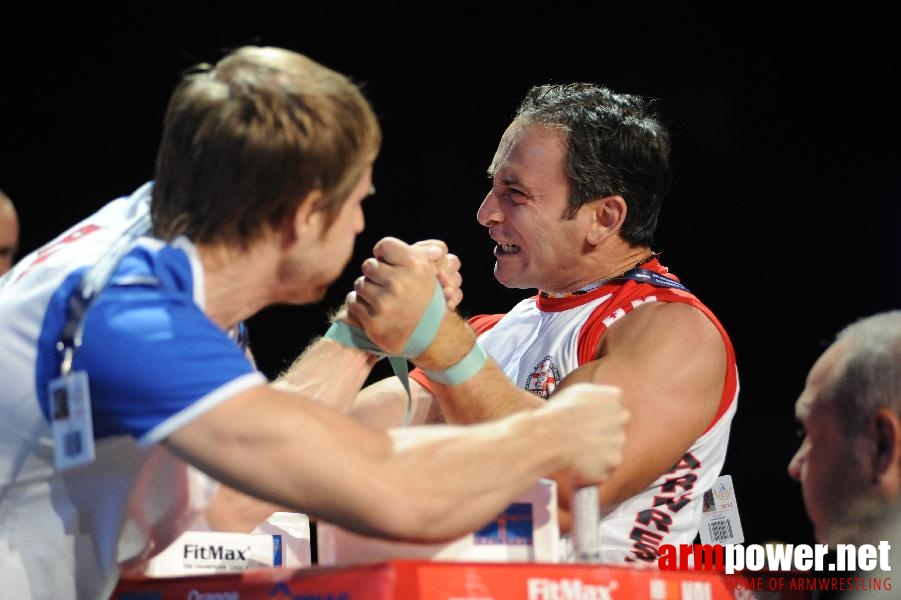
[152,46,381,247]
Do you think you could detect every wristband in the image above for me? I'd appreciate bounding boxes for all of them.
[324,280,445,359]
[422,340,487,385]
[323,321,387,357]
[324,321,414,425]
[322,280,447,426]
[400,282,445,358]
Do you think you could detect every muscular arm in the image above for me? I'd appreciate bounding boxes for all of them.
[201,240,462,530]
[344,238,546,424]
[350,376,444,428]
[553,301,726,525]
[274,238,461,415]
[418,301,726,528]
[201,337,379,531]
[164,380,625,542]
[272,337,379,412]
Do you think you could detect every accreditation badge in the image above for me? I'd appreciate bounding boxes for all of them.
[699,474,745,545]
[49,370,96,470]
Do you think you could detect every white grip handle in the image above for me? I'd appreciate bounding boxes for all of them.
[572,485,601,562]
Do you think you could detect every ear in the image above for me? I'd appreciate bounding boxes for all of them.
[871,408,901,491]
[284,190,325,249]
[585,195,627,246]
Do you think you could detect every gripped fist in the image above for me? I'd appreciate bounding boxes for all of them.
[412,239,463,311]
[330,239,459,329]
[346,237,452,355]
[542,383,628,484]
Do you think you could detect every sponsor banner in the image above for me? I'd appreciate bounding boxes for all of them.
[142,514,312,577]
[658,541,893,575]
[113,559,821,599]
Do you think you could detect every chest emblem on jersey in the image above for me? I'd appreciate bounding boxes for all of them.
[714,479,732,502]
[524,355,560,399]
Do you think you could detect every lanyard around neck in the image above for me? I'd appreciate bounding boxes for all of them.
[57,213,153,377]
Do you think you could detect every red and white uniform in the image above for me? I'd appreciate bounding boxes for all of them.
[414,259,738,565]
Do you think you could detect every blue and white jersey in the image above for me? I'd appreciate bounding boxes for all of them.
[0,183,267,599]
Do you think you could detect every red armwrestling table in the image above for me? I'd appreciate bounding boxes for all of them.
[112,560,819,599]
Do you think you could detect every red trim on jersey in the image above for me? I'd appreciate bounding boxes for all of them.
[535,259,676,313]
[574,262,737,434]
[409,313,506,393]
[14,224,103,283]
[408,368,431,393]
[411,259,737,437]
[467,313,506,336]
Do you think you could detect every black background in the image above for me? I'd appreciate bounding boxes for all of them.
[3,10,899,549]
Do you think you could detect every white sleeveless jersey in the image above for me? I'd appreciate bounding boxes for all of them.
[417,260,739,565]
[0,183,265,599]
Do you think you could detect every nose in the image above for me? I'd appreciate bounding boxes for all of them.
[476,190,504,228]
[788,445,804,481]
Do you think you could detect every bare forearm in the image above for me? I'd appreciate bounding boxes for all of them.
[413,312,545,423]
[167,382,624,544]
[166,389,396,533]
[350,377,441,428]
[167,392,551,541]
[377,410,570,539]
[376,382,625,540]
[204,485,286,533]
[273,337,379,412]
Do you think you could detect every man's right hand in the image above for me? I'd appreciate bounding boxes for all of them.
[347,237,453,355]
[538,383,629,484]
[411,239,463,311]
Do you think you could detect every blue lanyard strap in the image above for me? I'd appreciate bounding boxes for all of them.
[58,214,153,377]
[614,267,690,293]
[56,215,246,381]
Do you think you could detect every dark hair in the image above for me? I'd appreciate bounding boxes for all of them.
[514,83,672,247]
[152,46,381,247]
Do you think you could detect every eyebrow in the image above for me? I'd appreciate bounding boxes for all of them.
[490,173,533,194]
[497,174,523,185]
[487,167,538,197]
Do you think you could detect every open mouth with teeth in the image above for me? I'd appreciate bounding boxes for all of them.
[496,243,521,255]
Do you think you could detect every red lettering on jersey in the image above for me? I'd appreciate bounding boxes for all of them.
[625,451,701,562]
[15,224,102,282]
[667,452,701,472]
[625,526,664,562]
[660,473,698,494]
[653,493,692,513]
[635,507,674,532]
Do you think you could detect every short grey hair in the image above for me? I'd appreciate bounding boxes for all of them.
[827,311,901,436]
